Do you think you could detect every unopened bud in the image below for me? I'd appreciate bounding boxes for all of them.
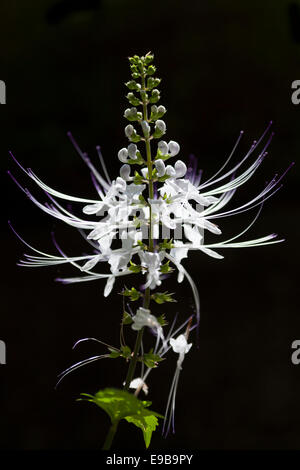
[154,159,166,177]
[147,65,156,75]
[125,124,134,138]
[120,164,131,181]
[156,120,166,133]
[153,120,166,138]
[118,148,129,163]
[175,160,187,178]
[157,105,166,117]
[124,107,142,121]
[128,143,138,159]
[149,89,160,104]
[141,120,150,138]
[145,54,154,65]
[158,141,168,155]
[165,165,176,177]
[168,141,180,156]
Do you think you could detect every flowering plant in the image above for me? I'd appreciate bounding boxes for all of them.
[9,52,291,449]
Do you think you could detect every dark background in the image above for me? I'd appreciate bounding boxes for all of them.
[0,0,299,450]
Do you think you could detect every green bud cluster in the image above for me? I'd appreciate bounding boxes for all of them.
[123,52,166,144]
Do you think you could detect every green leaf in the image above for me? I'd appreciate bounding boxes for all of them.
[79,388,163,448]
[125,413,159,448]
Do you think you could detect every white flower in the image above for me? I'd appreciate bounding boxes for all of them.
[132,307,166,352]
[170,334,192,361]
[129,377,149,395]
[132,307,160,331]
[139,251,165,289]
[162,332,192,436]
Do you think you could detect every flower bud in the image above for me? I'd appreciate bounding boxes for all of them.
[125,80,141,91]
[118,148,129,163]
[128,143,137,159]
[149,89,160,104]
[168,140,180,156]
[156,120,166,133]
[147,65,156,75]
[124,107,142,121]
[126,92,140,106]
[125,124,134,138]
[147,77,161,90]
[120,164,131,181]
[125,124,141,142]
[153,120,166,138]
[144,54,154,65]
[154,159,166,177]
[158,140,168,155]
[175,160,187,178]
[157,105,166,118]
[141,120,150,138]
[165,165,176,177]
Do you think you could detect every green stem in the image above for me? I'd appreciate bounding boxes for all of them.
[124,327,144,390]
[102,59,155,450]
[124,68,154,389]
[102,420,119,450]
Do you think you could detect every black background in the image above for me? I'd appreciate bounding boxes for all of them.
[0,0,299,450]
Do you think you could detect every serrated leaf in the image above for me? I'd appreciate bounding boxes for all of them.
[125,413,159,448]
[79,388,163,448]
